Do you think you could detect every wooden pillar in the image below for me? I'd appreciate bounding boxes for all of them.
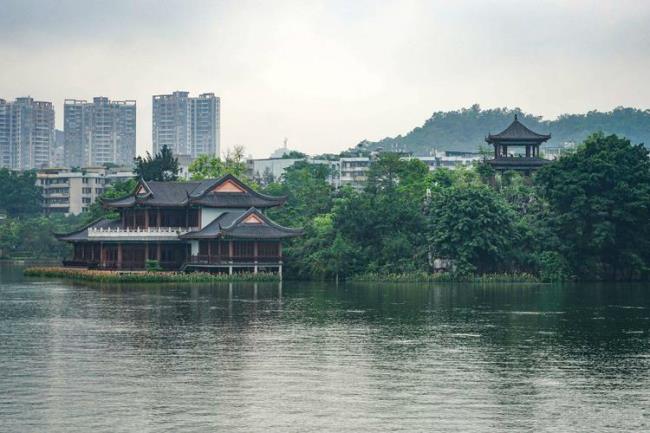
[157,242,161,261]
[117,243,123,269]
[132,209,136,228]
[494,145,498,159]
[157,208,161,227]
[503,145,508,157]
[145,243,149,262]
[254,241,258,262]
[229,240,233,261]
[207,241,212,262]
[526,145,530,157]
[144,209,149,228]
[100,242,104,267]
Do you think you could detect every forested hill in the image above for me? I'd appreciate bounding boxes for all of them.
[358,105,650,154]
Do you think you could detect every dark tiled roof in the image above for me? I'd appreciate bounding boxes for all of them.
[191,192,285,208]
[180,211,245,239]
[486,115,551,144]
[182,208,302,240]
[55,218,120,242]
[102,174,286,209]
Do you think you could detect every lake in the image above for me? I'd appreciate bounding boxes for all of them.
[1,263,649,432]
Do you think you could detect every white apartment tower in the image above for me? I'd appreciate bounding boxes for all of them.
[152,91,220,158]
[0,97,54,170]
[64,97,136,167]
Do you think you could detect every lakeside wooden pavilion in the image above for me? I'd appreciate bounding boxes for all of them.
[486,115,551,174]
[56,174,302,276]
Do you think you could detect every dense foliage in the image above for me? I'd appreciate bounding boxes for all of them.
[535,133,650,280]
[0,169,42,217]
[0,176,136,259]
[361,104,650,154]
[269,133,650,281]
[134,145,179,181]
[0,214,83,259]
[188,145,248,180]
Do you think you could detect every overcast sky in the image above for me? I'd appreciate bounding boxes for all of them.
[1,0,649,157]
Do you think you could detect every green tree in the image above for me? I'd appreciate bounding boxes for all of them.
[428,185,516,274]
[0,214,82,259]
[134,145,179,181]
[535,133,650,280]
[189,145,248,180]
[287,214,359,280]
[264,161,333,226]
[281,150,308,159]
[331,155,430,273]
[0,169,42,217]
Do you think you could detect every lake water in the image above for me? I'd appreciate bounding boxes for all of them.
[1,264,649,432]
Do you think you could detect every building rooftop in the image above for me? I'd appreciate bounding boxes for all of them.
[486,115,551,144]
[182,208,303,240]
[102,174,286,209]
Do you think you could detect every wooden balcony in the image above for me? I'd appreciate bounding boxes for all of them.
[187,255,282,265]
[87,226,197,241]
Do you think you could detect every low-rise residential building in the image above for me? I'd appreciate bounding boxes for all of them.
[339,157,371,188]
[247,157,339,186]
[339,151,482,188]
[37,166,134,215]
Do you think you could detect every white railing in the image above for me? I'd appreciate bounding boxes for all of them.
[88,226,197,238]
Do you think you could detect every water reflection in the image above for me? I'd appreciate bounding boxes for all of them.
[1,264,649,432]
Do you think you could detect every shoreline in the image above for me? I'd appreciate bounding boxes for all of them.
[23,267,545,284]
[349,271,543,283]
[23,267,281,283]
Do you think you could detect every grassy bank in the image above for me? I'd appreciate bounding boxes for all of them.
[23,267,280,283]
[349,271,541,283]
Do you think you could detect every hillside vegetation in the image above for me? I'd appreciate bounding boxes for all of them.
[359,105,650,154]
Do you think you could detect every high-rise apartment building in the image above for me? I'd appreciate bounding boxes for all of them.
[152,91,220,159]
[0,99,10,168]
[0,97,54,170]
[64,97,136,167]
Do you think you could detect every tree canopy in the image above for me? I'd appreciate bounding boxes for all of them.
[535,133,650,280]
[0,169,42,217]
[188,145,248,181]
[134,145,179,181]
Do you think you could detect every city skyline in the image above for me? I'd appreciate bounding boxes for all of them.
[2,1,650,158]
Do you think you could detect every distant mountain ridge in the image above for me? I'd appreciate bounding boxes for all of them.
[358,105,650,154]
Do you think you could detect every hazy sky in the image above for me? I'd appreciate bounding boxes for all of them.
[1,0,649,157]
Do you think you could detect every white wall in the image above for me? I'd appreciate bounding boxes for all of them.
[201,208,227,228]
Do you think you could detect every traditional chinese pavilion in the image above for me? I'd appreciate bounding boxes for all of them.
[56,174,302,275]
[486,115,551,174]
